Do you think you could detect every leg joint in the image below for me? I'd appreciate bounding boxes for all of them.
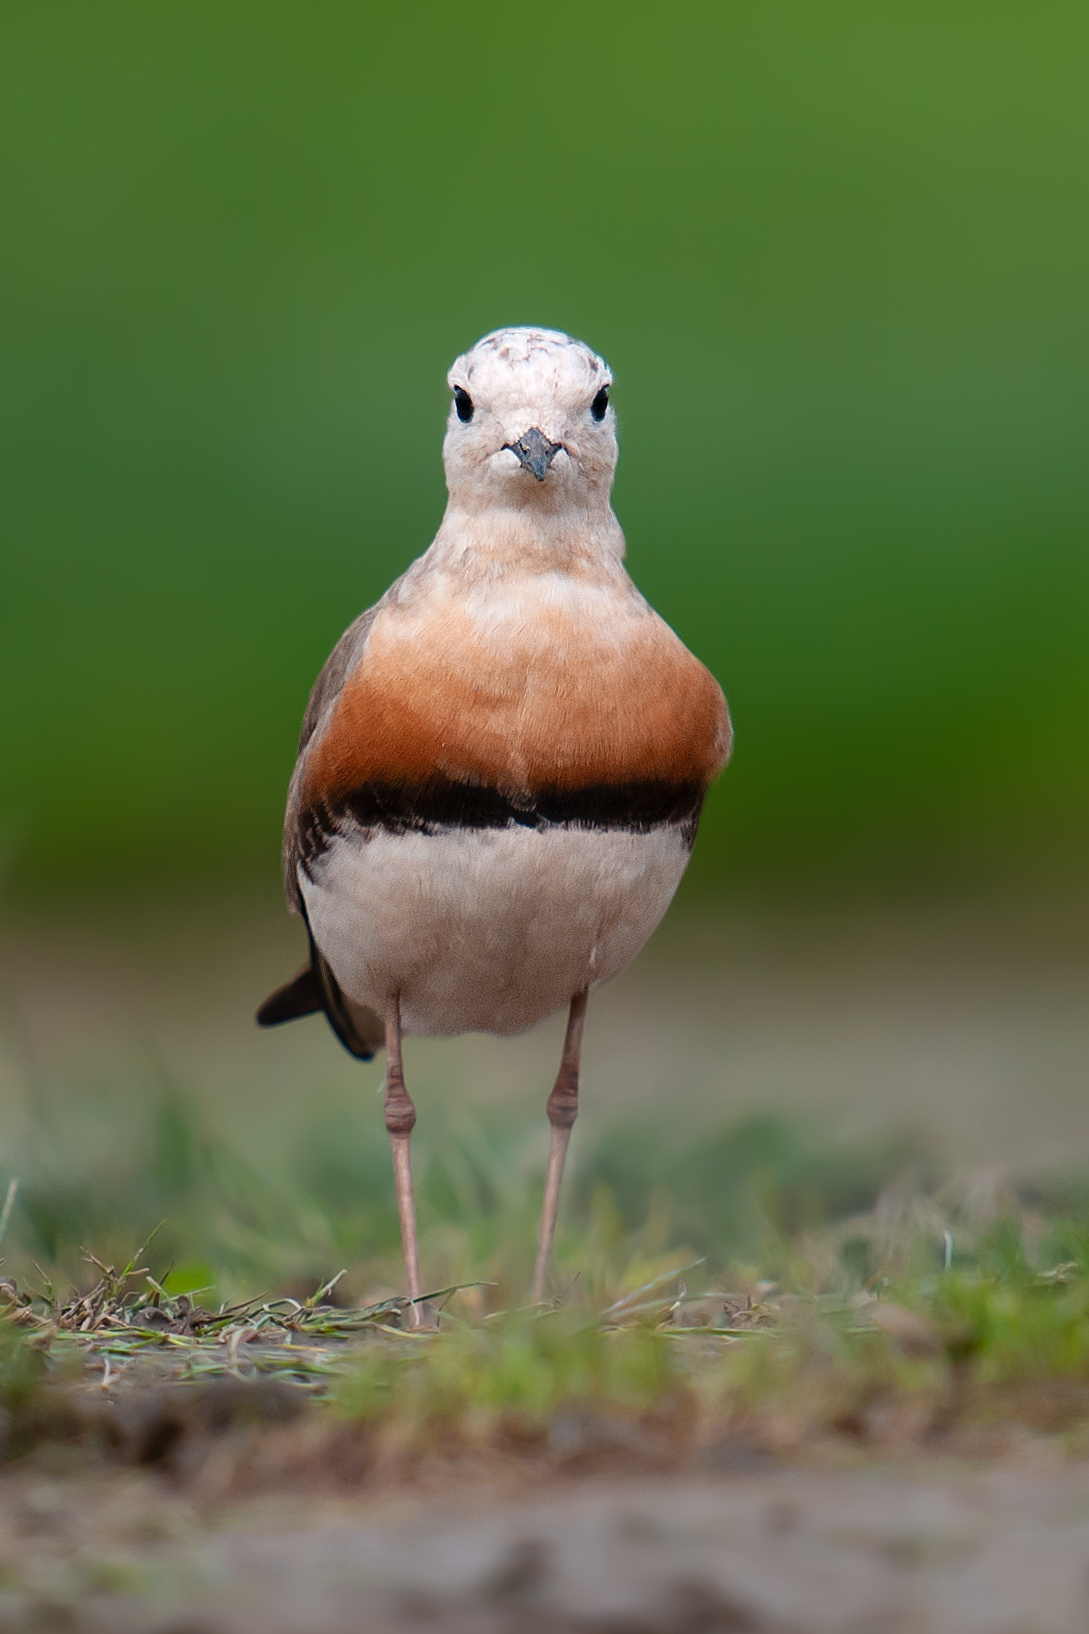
[384,1075,417,1138]
[546,1076,579,1130]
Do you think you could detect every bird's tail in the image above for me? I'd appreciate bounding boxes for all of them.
[256,934,384,1061]
[256,962,322,1025]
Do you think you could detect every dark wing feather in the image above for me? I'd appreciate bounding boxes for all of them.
[309,934,385,1060]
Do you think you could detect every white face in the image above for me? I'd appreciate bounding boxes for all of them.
[444,327,616,506]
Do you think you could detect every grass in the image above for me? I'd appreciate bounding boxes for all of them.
[0,1037,931,1307]
[6,1062,1089,1475]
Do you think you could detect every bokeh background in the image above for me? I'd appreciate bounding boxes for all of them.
[0,5,1087,1301]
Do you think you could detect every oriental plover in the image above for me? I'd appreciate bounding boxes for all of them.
[257,327,731,1320]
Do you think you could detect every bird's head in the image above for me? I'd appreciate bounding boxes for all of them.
[443,328,616,512]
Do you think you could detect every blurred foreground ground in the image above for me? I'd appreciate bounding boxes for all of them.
[4,889,1087,1170]
[7,1458,1089,1633]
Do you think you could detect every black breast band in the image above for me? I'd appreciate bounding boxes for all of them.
[299,776,704,874]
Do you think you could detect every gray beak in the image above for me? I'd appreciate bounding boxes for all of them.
[505,426,563,482]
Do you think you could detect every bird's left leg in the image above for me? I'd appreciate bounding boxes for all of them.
[383,995,424,1329]
[531,989,588,1305]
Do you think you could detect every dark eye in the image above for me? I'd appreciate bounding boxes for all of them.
[590,387,609,421]
[453,386,474,423]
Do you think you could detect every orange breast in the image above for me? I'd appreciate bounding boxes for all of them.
[305,578,730,804]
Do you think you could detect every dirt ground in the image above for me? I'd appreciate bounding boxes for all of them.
[5,1451,1089,1632]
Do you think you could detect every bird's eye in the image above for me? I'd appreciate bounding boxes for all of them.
[453,386,474,423]
[590,387,609,421]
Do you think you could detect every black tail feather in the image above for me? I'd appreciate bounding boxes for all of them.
[256,963,323,1026]
[256,930,383,1062]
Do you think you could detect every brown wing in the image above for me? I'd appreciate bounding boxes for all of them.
[282,603,379,910]
[258,603,385,1059]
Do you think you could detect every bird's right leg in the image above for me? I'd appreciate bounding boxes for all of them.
[531,989,588,1305]
[383,995,424,1329]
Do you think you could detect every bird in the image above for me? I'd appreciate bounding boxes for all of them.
[256,326,731,1322]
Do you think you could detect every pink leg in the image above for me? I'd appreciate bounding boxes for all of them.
[531,991,588,1305]
[384,996,423,1329]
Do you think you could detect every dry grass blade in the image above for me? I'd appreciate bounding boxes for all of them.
[602,1259,707,1322]
[1,1256,504,1393]
[305,1269,347,1308]
[0,1178,17,1249]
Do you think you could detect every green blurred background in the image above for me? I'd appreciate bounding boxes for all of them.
[3,2,1087,900]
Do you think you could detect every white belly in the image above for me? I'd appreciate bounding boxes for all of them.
[300,823,691,1037]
